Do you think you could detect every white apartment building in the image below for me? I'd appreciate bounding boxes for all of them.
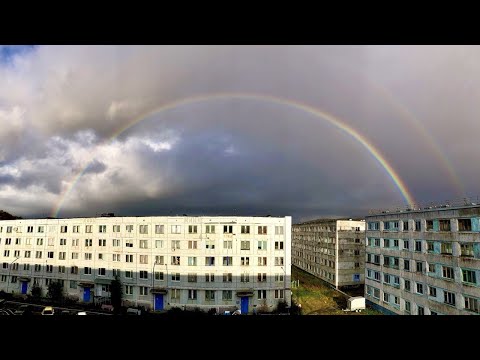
[365,204,480,315]
[0,216,291,314]
[292,219,365,289]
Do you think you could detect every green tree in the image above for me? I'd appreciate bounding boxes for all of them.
[47,281,64,303]
[110,276,123,314]
[31,284,42,300]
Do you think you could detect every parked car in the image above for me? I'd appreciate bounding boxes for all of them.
[126,307,141,315]
[14,304,33,315]
[77,311,87,315]
[60,310,71,315]
[41,306,55,315]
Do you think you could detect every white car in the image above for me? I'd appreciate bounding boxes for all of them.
[41,306,55,315]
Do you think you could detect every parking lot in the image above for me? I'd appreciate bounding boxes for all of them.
[0,299,111,315]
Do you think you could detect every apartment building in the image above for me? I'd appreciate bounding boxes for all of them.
[292,219,365,289]
[0,215,291,314]
[365,204,480,315]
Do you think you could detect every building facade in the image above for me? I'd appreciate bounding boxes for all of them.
[292,219,365,289]
[365,205,480,315]
[0,216,291,313]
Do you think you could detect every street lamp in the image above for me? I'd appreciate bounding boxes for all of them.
[152,260,158,310]
[6,257,20,294]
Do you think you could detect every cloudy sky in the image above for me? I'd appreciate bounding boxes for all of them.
[0,45,478,222]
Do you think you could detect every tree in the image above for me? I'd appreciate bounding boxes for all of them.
[31,284,42,300]
[47,281,64,303]
[110,276,123,314]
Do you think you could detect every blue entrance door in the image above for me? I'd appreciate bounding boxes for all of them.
[241,297,249,314]
[155,294,164,311]
[21,281,27,294]
[83,287,91,302]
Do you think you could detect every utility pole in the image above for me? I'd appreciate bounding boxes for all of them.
[6,257,20,294]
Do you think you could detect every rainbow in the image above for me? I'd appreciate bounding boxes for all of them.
[51,93,417,217]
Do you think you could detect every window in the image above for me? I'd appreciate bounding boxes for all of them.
[3,250,9,257]
[113,269,121,277]
[223,225,233,234]
[373,288,380,299]
[404,259,410,271]
[416,261,423,273]
[126,254,134,263]
[415,240,422,252]
[383,292,389,302]
[6,226,12,233]
[113,239,120,247]
[417,306,424,315]
[113,225,120,233]
[126,225,134,233]
[205,257,215,266]
[139,225,148,234]
[442,266,454,280]
[11,263,19,271]
[444,291,456,306]
[37,226,44,233]
[374,239,380,247]
[25,238,31,245]
[188,257,197,266]
[223,257,233,266]
[140,255,149,264]
[384,222,391,231]
[171,256,180,265]
[416,283,424,294]
[188,290,198,300]
[205,290,215,301]
[460,243,474,257]
[48,237,54,246]
[258,226,267,235]
[170,289,180,300]
[85,239,92,247]
[220,240,231,249]
[258,241,267,250]
[403,240,409,250]
[15,238,20,245]
[155,240,164,249]
[275,257,284,266]
[85,225,92,233]
[374,255,380,265]
[171,240,181,250]
[223,273,233,282]
[275,226,284,235]
[155,272,164,281]
[241,225,250,234]
[368,222,379,230]
[155,255,164,265]
[171,273,180,282]
[99,225,107,233]
[112,254,121,262]
[403,221,409,231]
[34,264,41,272]
[258,257,267,266]
[426,220,434,231]
[72,252,78,260]
[441,242,452,255]
[205,273,215,282]
[275,289,284,299]
[355,262,360,268]
[14,250,20,257]
[439,219,451,231]
[171,225,181,234]
[428,263,435,273]
[258,273,267,282]
[85,253,92,260]
[258,290,267,299]
[70,280,77,289]
[458,219,472,231]
[24,251,31,258]
[188,225,197,234]
[241,273,250,282]
[27,226,33,233]
[139,240,148,249]
[465,296,479,314]
[275,273,284,282]
[35,251,42,259]
[125,285,133,295]
[59,252,66,260]
[36,238,43,245]
[72,239,78,246]
[241,257,250,266]
[354,250,360,256]
[187,273,197,282]
[126,240,133,248]
[429,286,437,297]
[71,266,78,274]
[355,238,361,244]
[125,271,133,279]
[415,220,421,231]
[84,267,92,275]
[72,225,80,233]
[462,269,477,284]
[222,290,232,301]
[155,225,164,234]
[427,241,434,252]
[240,241,250,250]
[275,241,284,250]
[404,279,411,292]
[139,270,148,279]
[205,225,215,234]
[58,238,66,246]
[188,240,197,249]
[98,268,106,276]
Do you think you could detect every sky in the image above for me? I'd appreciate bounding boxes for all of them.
[0,45,479,222]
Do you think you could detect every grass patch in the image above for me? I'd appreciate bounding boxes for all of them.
[292,266,382,315]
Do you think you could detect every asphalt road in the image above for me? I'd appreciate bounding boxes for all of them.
[0,300,112,316]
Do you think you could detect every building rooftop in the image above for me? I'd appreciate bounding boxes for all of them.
[294,218,365,226]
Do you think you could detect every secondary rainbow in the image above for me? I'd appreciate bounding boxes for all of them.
[51,93,417,217]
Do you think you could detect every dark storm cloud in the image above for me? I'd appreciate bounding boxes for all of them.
[1,45,480,221]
